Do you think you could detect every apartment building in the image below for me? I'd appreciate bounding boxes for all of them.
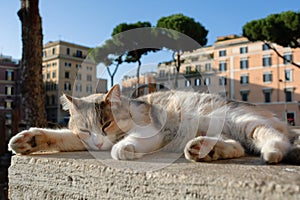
[0,55,24,140]
[156,35,300,125]
[214,35,300,125]
[156,46,216,93]
[122,72,157,97]
[42,40,102,123]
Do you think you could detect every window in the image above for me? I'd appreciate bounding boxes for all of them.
[87,66,93,71]
[159,70,165,77]
[287,112,295,126]
[240,90,249,102]
[5,100,13,109]
[185,79,191,87]
[77,73,82,80]
[87,75,92,81]
[263,89,272,103]
[196,65,201,72]
[204,77,211,86]
[284,53,293,65]
[52,48,56,55]
[75,83,82,92]
[51,95,56,105]
[263,55,272,67]
[219,50,226,57]
[5,70,14,81]
[240,47,248,54]
[46,95,50,105]
[219,61,227,71]
[43,51,47,57]
[185,66,191,74]
[240,75,249,85]
[219,76,227,86]
[47,73,50,79]
[86,85,92,93]
[52,62,57,66]
[66,48,70,55]
[65,72,70,79]
[64,82,71,91]
[52,71,56,78]
[285,88,294,102]
[65,62,71,67]
[195,78,201,86]
[173,67,177,75]
[52,82,57,90]
[205,63,211,71]
[76,64,81,69]
[240,58,248,69]
[263,73,272,83]
[285,90,292,102]
[5,113,12,124]
[264,92,271,103]
[262,44,270,51]
[5,86,14,95]
[76,50,83,58]
[285,69,292,82]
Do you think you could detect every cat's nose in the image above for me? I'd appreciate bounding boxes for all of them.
[96,143,103,149]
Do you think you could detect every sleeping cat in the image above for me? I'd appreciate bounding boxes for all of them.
[8,84,299,164]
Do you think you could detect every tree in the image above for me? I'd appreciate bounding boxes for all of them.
[156,14,208,87]
[112,22,159,96]
[243,11,300,68]
[18,0,47,127]
[89,39,124,87]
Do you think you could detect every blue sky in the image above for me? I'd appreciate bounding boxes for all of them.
[1,0,299,60]
[0,1,299,86]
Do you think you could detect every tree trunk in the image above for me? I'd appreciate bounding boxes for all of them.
[18,0,47,128]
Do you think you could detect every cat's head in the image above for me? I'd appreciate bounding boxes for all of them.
[60,84,128,150]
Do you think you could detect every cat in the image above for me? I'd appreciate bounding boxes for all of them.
[8,84,300,164]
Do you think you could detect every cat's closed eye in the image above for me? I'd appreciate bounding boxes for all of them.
[79,129,91,136]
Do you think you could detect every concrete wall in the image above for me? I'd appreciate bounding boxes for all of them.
[8,152,300,199]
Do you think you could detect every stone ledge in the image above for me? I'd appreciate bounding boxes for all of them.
[8,151,300,200]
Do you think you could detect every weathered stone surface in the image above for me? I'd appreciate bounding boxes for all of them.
[8,152,300,200]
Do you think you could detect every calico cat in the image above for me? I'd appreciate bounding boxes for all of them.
[8,84,299,164]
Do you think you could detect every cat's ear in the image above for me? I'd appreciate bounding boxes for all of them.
[60,94,81,111]
[105,84,121,104]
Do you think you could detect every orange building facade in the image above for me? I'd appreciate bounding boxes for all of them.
[122,35,300,125]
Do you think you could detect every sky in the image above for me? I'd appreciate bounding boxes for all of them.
[0,0,299,86]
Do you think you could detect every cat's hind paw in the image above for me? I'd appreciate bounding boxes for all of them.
[8,128,49,154]
[111,142,143,160]
[184,136,245,162]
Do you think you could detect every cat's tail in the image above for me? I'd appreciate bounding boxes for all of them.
[283,147,300,165]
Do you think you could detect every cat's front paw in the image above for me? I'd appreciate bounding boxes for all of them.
[111,142,143,160]
[8,128,48,154]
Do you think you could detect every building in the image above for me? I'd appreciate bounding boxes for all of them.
[0,55,23,139]
[157,35,300,125]
[122,72,157,97]
[156,46,215,93]
[0,55,24,196]
[42,40,105,123]
[213,35,300,125]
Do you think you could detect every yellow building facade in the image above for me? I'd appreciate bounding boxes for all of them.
[42,40,99,123]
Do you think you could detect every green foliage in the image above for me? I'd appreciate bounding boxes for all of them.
[243,11,300,48]
[111,21,159,65]
[156,13,208,48]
